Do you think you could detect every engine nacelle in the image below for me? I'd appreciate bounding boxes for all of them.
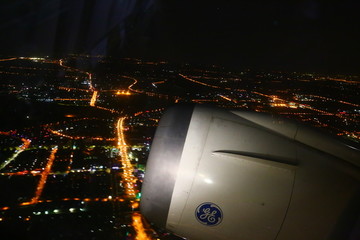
[140,104,360,240]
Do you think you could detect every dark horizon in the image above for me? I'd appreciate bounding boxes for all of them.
[1,0,359,74]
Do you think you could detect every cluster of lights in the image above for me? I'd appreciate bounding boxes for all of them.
[116,117,155,239]
[133,108,164,117]
[58,86,90,92]
[0,138,31,171]
[179,73,221,89]
[123,75,175,100]
[59,59,95,96]
[116,90,132,95]
[122,75,140,93]
[0,57,17,62]
[116,118,137,198]
[302,94,360,108]
[54,98,90,101]
[218,94,237,103]
[1,196,126,214]
[48,129,115,141]
[29,147,58,204]
[327,77,358,84]
[93,105,119,113]
[89,90,98,107]
[0,169,41,176]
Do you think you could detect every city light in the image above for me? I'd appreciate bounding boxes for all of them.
[0,138,31,171]
[116,117,137,198]
[0,55,358,239]
[30,146,58,204]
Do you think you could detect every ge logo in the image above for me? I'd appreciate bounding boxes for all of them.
[195,202,223,226]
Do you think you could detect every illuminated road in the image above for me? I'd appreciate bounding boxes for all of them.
[179,73,221,89]
[58,58,97,106]
[0,138,31,171]
[48,128,115,141]
[30,146,58,204]
[0,57,17,62]
[18,146,58,206]
[116,117,154,240]
[123,75,181,102]
[89,90,98,106]
[116,117,137,198]
[54,98,91,101]
[123,75,142,94]
[58,86,90,92]
[132,212,153,240]
[179,73,359,140]
[252,91,358,122]
[115,90,132,95]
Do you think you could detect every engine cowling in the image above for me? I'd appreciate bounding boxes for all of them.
[141,104,360,240]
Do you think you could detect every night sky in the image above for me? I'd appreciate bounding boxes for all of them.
[1,0,360,73]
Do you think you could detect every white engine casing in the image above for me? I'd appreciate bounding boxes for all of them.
[141,104,360,240]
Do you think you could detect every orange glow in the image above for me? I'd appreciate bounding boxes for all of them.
[20,138,31,150]
[116,116,157,239]
[1,206,9,210]
[20,202,31,206]
[29,147,58,204]
[58,86,89,92]
[132,212,153,240]
[0,137,31,171]
[0,57,17,62]
[90,90,98,106]
[116,90,132,95]
[48,128,115,141]
[116,117,136,198]
[54,98,90,101]
[123,76,140,93]
[131,201,140,209]
[30,170,41,175]
[151,80,165,85]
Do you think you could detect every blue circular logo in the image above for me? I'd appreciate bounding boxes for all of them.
[195,202,223,226]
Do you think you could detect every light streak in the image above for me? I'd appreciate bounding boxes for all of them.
[303,94,360,108]
[123,75,142,93]
[219,95,237,103]
[94,105,118,113]
[0,57,17,62]
[116,117,137,198]
[116,90,132,95]
[132,212,153,240]
[48,128,115,141]
[54,98,91,101]
[58,86,90,92]
[327,78,359,84]
[29,147,58,204]
[252,91,359,139]
[115,117,155,239]
[90,90,98,106]
[0,138,31,170]
[179,73,221,89]
[123,75,175,100]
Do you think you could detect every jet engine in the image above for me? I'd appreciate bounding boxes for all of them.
[140,104,360,240]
